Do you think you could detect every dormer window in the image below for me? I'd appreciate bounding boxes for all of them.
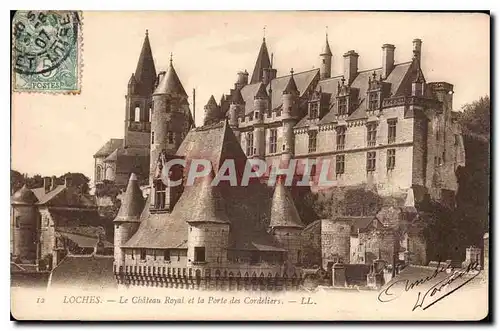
[338,97,348,115]
[368,92,380,111]
[154,180,166,210]
[309,103,319,119]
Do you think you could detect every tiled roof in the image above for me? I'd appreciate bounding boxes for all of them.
[48,255,116,290]
[154,61,188,97]
[113,173,145,223]
[133,32,157,96]
[313,61,414,125]
[94,138,124,157]
[125,121,284,252]
[11,185,38,205]
[250,38,271,84]
[270,178,304,229]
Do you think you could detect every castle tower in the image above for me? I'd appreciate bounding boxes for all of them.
[124,30,157,148]
[253,83,268,159]
[11,185,39,263]
[186,171,230,266]
[320,32,333,80]
[250,37,272,84]
[203,95,222,126]
[150,56,191,212]
[282,69,299,155]
[269,176,305,266]
[228,89,244,142]
[113,173,145,270]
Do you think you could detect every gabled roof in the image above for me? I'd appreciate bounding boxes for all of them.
[48,255,116,290]
[104,149,118,163]
[94,139,123,158]
[231,88,245,105]
[270,178,304,229]
[154,60,188,97]
[205,95,218,108]
[283,72,299,95]
[250,38,272,84]
[134,31,157,96]
[204,95,223,125]
[113,173,145,223]
[30,185,96,208]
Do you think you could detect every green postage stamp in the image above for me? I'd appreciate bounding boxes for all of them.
[12,11,82,93]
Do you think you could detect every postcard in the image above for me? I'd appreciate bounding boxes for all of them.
[10,10,490,321]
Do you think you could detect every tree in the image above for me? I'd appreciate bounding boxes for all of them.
[10,170,24,194]
[57,172,90,194]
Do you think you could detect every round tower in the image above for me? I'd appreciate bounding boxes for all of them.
[185,171,230,266]
[320,33,333,80]
[269,176,304,268]
[229,89,244,143]
[150,57,191,187]
[113,173,145,270]
[282,69,299,155]
[235,70,249,89]
[11,185,39,263]
[253,83,268,159]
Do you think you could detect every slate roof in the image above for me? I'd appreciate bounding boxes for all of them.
[270,178,304,229]
[124,121,285,252]
[283,72,299,95]
[250,38,272,84]
[11,185,38,205]
[240,69,319,115]
[113,173,145,223]
[30,185,96,208]
[48,255,116,290]
[57,231,113,249]
[112,146,150,177]
[133,32,157,96]
[94,138,124,157]
[311,61,414,125]
[154,60,188,97]
[104,149,118,163]
[321,36,333,56]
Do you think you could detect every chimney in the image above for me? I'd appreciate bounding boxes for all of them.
[343,50,359,85]
[413,39,422,63]
[43,177,51,193]
[50,176,58,190]
[155,71,166,89]
[382,44,395,79]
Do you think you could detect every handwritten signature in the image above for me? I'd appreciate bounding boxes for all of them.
[378,261,481,311]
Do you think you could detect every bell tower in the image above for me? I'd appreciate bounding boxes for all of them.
[124,30,157,148]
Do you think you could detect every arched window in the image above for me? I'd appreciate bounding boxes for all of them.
[134,106,141,122]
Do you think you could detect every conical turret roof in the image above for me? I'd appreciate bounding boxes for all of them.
[206,95,218,108]
[11,185,38,205]
[187,170,230,224]
[321,34,332,56]
[204,95,223,125]
[113,173,145,223]
[154,59,188,97]
[134,31,157,96]
[255,82,268,99]
[250,38,272,84]
[283,70,299,95]
[231,88,245,105]
[270,177,304,229]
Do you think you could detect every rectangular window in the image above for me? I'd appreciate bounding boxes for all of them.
[387,149,396,170]
[15,216,21,228]
[246,132,254,156]
[309,103,319,119]
[151,131,155,144]
[131,249,135,260]
[269,129,277,154]
[338,97,348,115]
[194,247,206,262]
[367,123,377,147]
[336,155,345,175]
[336,126,346,150]
[368,92,379,111]
[154,180,166,210]
[308,131,318,153]
[153,250,157,261]
[387,119,397,144]
[140,249,146,261]
[167,131,174,144]
[367,152,376,172]
[164,249,170,261]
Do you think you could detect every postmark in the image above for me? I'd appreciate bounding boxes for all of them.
[12,11,82,93]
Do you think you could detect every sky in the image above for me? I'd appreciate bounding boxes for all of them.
[11,11,489,184]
